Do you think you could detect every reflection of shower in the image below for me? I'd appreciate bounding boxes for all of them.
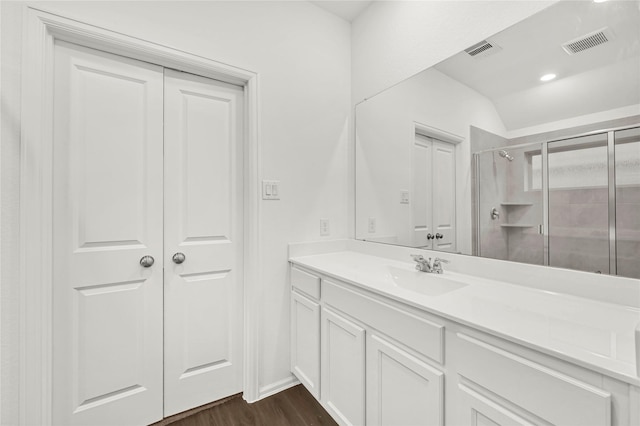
[499,150,514,161]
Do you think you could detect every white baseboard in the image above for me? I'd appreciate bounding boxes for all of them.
[251,375,300,402]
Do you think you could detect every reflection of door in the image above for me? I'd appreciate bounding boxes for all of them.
[53,42,243,425]
[412,134,456,251]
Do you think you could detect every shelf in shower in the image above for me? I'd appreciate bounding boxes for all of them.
[500,224,536,228]
[500,202,533,206]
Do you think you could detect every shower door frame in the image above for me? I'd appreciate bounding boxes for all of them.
[473,123,639,276]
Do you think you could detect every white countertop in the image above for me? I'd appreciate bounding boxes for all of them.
[290,250,640,386]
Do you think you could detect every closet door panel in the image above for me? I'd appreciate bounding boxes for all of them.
[52,41,164,426]
[163,69,244,416]
[412,134,433,248]
[433,140,456,252]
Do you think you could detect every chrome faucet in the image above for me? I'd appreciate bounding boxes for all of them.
[411,254,433,272]
[432,257,450,274]
[410,255,450,273]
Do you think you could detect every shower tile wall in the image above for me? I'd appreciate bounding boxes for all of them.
[615,128,640,279]
[548,188,609,274]
[505,147,543,266]
[473,126,543,265]
[616,186,640,278]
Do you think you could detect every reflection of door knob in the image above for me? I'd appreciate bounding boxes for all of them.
[140,255,155,268]
[427,233,434,240]
[435,233,443,239]
[172,252,186,264]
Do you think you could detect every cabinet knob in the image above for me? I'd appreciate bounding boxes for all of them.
[427,233,434,240]
[435,233,443,239]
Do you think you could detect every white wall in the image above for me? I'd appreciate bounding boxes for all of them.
[351,0,555,104]
[1,3,23,423]
[1,1,350,422]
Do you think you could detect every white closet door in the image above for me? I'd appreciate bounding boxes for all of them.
[432,140,456,252]
[52,41,164,425]
[163,69,244,416]
[412,134,433,248]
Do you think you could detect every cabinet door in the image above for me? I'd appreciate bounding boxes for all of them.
[457,382,538,426]
[367,334,443,426]
[291,291,321,399]
[321,308,365,426]
[454,333,610,426]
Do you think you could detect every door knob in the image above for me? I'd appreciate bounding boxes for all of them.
[427,233,434,240]
[435,233,443,239]
[172,252,186,264]
[140,255,155,268]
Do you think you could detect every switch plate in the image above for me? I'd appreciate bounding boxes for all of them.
[320,218,330,236]
[262,180,280,200]
[368,217,376,233]
[400,190,410,204]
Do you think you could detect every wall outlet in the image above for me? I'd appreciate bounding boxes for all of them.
[368,217,376,233]
[400,190,410,204]
[320,218,330,236]
[262,180,280,200]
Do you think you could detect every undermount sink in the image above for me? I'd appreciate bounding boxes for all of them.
[386,266,468,296]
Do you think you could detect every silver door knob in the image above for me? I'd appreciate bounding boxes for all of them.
[140,255,155,268]
[435,233,443,239]
[172,252,186,264]
[427,233,434,240]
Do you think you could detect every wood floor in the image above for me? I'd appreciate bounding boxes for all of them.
[153,385,338,426]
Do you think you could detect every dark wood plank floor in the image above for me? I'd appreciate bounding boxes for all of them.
[153,385,337,426]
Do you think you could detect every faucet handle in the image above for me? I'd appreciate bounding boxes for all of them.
[434,257,449,264]
[410,254,425,262]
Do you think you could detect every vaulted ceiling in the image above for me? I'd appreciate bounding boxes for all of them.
[434,0,640,132]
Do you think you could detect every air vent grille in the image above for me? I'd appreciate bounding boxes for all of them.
[464,40,502,58]
[465,40,493,56]
[562,28,614,55]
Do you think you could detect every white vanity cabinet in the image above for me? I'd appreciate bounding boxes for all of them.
[290,266,321,399]
[289,262,639,426]
[366,333,444,426]
[321,307,366,426]
[451,332,613,426]
[290,265,446,426]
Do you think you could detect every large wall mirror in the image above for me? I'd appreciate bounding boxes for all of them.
[355,1,640,278]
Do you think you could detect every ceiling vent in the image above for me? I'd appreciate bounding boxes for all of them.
[562,27,615,55]
[464,40,502,59]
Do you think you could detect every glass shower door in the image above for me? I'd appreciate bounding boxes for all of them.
[547,134,610,274]
[615,127,640,279]
[476,144,544,264]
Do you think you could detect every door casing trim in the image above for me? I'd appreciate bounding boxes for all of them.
[19,7,262,424]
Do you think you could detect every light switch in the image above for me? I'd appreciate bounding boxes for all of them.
[262,180,280,200]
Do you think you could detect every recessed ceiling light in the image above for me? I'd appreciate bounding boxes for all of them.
[540,73,557,82]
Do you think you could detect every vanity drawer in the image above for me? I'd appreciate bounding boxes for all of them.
[455,332,611,426]
[323,279,444,364]
[291,266,321,300]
